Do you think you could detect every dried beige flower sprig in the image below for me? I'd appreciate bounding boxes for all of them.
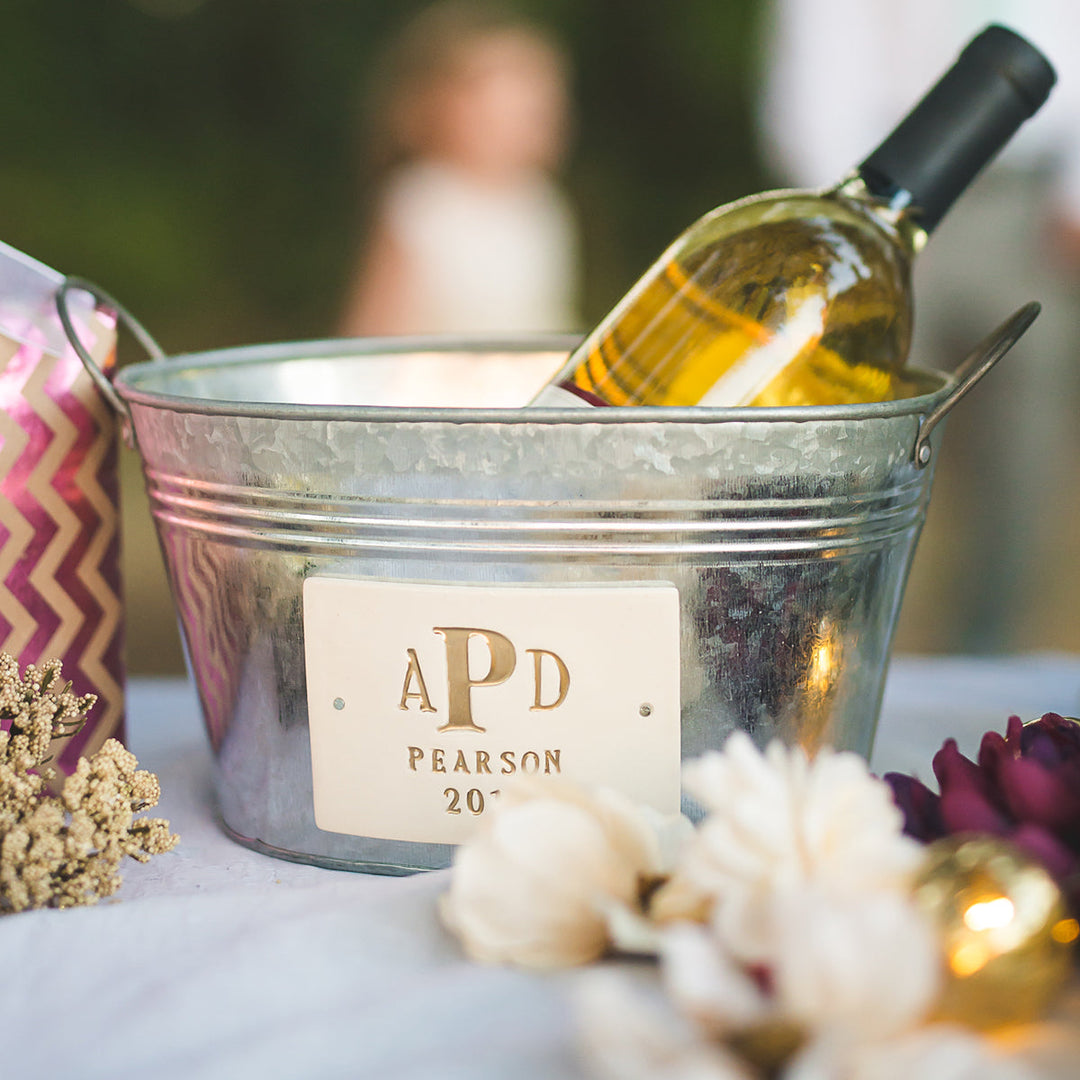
[0,652,177,913]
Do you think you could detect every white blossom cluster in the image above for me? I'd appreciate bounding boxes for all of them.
[440,733,1044,1080]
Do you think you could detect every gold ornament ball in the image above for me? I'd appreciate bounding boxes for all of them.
[912,834,1078,1030]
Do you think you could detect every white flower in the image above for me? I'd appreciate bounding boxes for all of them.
[771,886,941,1040]
[787,1025,1037,1080]
[655,886,941,1061]
[576,969,758,1080]
[660,922,771,1035]
[679,733,923,963]
[440,777,678,968]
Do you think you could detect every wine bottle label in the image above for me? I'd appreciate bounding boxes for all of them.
[303,576,682,845]
[530,382,600,407]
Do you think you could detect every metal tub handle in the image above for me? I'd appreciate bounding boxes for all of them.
[913,301,1040,468]
[56,276,166,443]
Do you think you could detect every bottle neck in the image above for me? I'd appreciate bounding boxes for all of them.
[831,173,929,257]
[854,28,1053,233]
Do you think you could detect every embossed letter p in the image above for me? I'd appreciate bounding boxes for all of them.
[433,627,516,733]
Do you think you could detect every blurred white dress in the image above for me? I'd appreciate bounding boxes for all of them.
[378,160,580,335]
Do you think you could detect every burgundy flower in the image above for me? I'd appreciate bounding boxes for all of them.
[883,713,1080,916]
[883,771,945,842]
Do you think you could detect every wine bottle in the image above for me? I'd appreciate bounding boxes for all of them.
[533,25,1055,409]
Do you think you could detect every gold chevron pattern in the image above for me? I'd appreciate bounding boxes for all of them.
[0,335,33,655]
[0,309,125,776]
[71,369,123,760]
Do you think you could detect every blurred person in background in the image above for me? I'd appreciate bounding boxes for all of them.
[758,0,1080,653]
[339,1,581,337]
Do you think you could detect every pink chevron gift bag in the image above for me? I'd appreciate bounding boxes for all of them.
[0,241,123,775]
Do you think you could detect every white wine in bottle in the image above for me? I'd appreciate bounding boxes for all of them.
[533,25,1055,409]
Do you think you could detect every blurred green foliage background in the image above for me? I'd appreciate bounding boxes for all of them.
[3,0,768,352]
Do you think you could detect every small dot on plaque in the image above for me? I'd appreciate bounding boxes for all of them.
[639,703,653,717]
[333,697,345,711]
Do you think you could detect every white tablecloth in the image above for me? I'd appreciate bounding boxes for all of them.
[3,655,1080,1080]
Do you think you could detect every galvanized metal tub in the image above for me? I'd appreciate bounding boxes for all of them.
[60,300,1028,875]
